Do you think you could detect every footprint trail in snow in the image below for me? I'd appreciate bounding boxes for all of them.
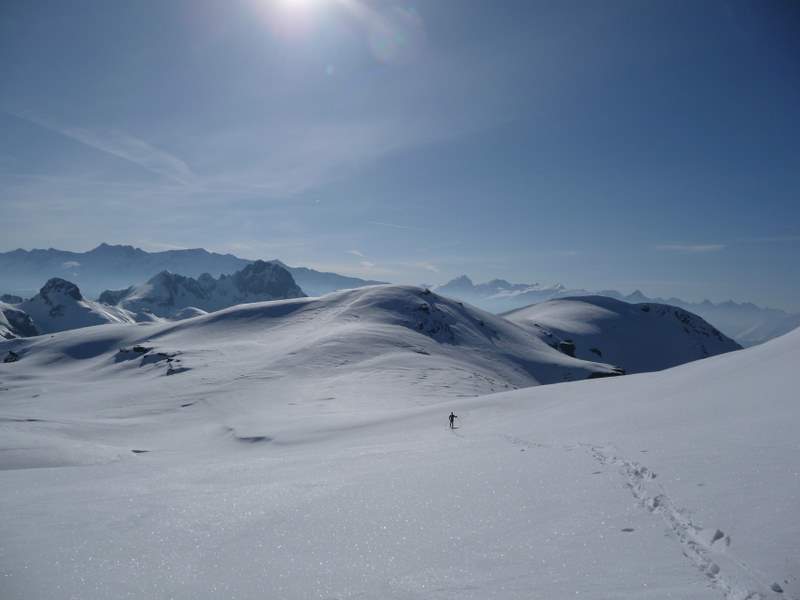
[503,433,789,600]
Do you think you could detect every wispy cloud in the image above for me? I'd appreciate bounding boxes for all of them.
[11,111,198,186]
[656,244,726,253]
[347,249,365,257]
[414,261,439,273]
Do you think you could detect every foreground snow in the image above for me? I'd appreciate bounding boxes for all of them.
[0,289,797,599]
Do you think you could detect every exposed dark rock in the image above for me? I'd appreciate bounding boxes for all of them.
[39,278,83,303]
[98,286,134,305]
[1,306,39,338]
[558,340,576,357]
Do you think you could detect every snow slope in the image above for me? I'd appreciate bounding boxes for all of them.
[99,260,305,318]
[0,287,796,600]
[0,286,619,448]
[18,278,136,334]
[505,295,741,374]
[436,275,800,346]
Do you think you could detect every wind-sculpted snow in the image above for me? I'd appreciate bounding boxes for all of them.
[0,286,796,599]
[504,295,741,373]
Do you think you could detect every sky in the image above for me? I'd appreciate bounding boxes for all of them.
[1,0,799,310]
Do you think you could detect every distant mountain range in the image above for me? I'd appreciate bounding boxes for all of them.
[2,245,797,346]
[100,260,305,318]
[1,261,307,335]
[0,243,385,299]
[435,275,800,347]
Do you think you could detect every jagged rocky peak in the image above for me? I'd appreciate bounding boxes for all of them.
[233,260,304,296]
[89,242,143,256]
[442,275,475,292]
[98,286,135,305]
[39,278,83,304]
[99,260,306,318]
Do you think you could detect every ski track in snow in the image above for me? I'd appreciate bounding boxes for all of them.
[502,434,788,600]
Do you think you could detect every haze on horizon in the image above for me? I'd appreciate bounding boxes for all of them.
[1,0,798,311]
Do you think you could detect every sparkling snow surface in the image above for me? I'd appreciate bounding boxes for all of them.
[0,286,797,599]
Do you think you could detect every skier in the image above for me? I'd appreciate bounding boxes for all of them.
[448,412,458,429]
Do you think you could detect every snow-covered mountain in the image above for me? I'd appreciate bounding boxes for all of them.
[504,295,741,374]
[0,243,385,299]
[436,275,570,311]
[4,246,793,345]
[436,274,800,346]
[18,278,135,334]
[0,301,38,340]
[99,260,305,318]
[668,299,800,348]
[0,284,796,598]
[0,285,621,416]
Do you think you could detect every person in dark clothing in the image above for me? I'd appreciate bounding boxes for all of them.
[449,412,458,429]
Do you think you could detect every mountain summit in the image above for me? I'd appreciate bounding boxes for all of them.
[19,278,135,334]
[505,295,741,373]
[99,260,305,318]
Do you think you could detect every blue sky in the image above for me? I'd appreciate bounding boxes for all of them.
[1,0,798,310]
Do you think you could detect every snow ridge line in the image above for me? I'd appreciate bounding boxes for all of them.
[585,444,776,600]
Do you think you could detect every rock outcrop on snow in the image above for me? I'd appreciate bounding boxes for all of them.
[0,302,39,340]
